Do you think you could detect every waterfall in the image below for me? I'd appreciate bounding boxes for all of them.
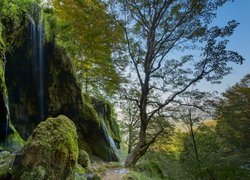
[5,96,10,144]
[38,20,44,121]
[30,3,45,121]
[0,55,10,143]
[101,121,120,160]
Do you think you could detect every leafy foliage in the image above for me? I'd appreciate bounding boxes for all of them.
[0,0,38,58]
[214,74,250,178]
[177,75,250,179]
[48,0,126,96]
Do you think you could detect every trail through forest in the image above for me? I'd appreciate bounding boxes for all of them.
[101,168,128,180]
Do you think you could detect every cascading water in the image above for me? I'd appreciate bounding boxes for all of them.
[0,57,11,144]
[101,121,120,160]
[30,3,45,121]
[38,20,44,121]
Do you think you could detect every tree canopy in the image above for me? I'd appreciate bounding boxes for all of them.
[47,0,126,96]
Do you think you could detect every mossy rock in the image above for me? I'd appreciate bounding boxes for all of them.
[78,150,90,168]
[1,122,25,152]
[11,115,78,180]
[0,151,14,179]
[91,97,121,144]
[75,164,86,180]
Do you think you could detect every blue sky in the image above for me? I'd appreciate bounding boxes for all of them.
[205,0,250,93]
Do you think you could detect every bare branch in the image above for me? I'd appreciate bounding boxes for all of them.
[147,128,165,145]
[118,22,144,86]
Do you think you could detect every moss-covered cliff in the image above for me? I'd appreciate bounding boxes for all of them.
[5,40,120,161]
[44,44,120,161]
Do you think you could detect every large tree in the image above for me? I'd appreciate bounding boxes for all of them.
[110,0,244,167]
[47,0,126,96]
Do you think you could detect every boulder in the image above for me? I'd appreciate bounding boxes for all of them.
[11,115,78,180]
[78,150,90,168]
[1,122,25,152]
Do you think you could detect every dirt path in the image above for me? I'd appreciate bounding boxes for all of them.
[101,168,128,180]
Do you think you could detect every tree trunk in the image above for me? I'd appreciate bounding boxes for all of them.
[125,123,149,167]
[125,141,149,167]
[190,130,200,168]
[125,75,150,167]
[128,127,132,154]
[189,117,201,169]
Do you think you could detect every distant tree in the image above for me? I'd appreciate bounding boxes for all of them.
[214,74,250,177]
[120,100,140,154]
[216,74,250,150]
[110,0,244,167]
[180,125,221,179]
[173,90,216,178]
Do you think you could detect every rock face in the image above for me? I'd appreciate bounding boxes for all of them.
[45,44,120,161]
[0,60,25,152]
[4,14,120,161]
[5,26,42,139]
[6,37,120,161]
[11,115,78,180]
[6,37,119,161]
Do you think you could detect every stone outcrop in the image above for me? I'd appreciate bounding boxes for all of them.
[11,115,78,180]
[45,44,120,161]
[5,38,120,161]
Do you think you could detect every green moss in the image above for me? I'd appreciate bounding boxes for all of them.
[76,164,85,175]
[0,151,14,179]
[75,164,87,180]
[11,115,79,179]
[78,133,92,155]
[43,8,56,43]
[0,60,7,102]
[85,95,120,143]
[78,150,90,168]
[3,122,25,151]
[100,100,120,142]
[82,95,100,124]
[107,103,121,142]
